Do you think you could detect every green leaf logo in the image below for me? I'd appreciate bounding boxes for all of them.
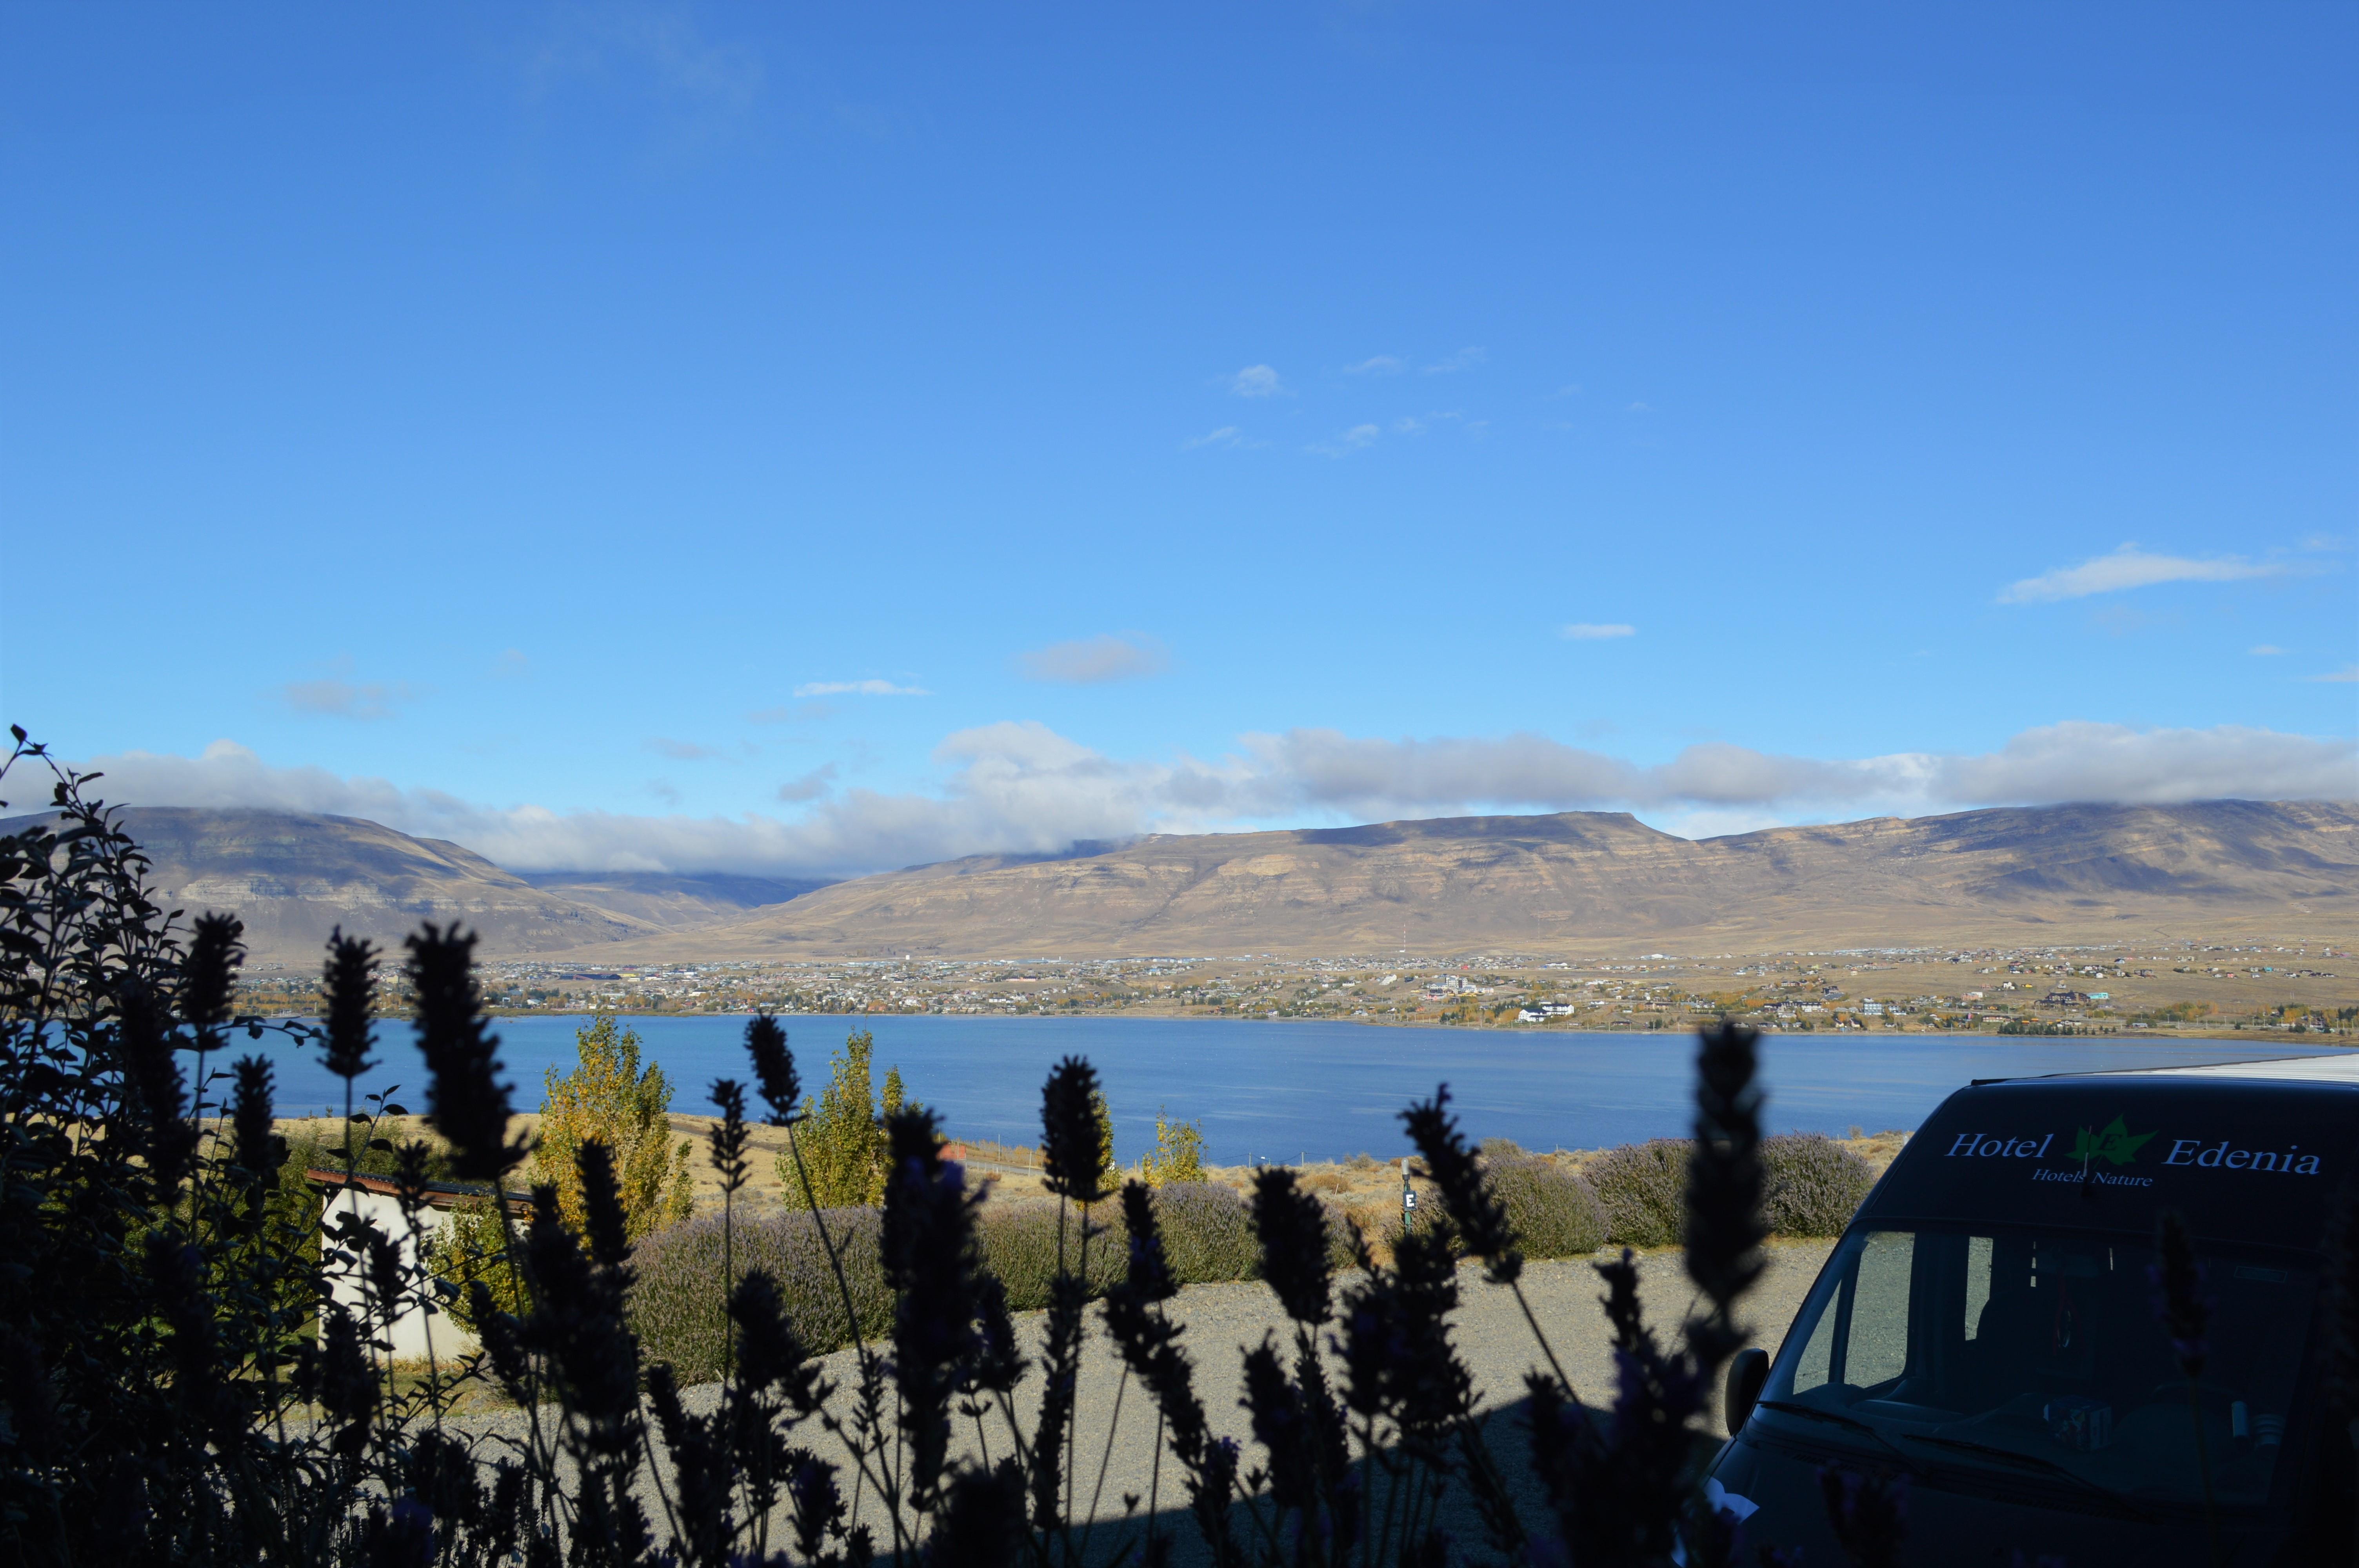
[2070,1116,2157,1167]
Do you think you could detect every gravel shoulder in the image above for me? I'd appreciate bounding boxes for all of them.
[453,1238,1836,1556]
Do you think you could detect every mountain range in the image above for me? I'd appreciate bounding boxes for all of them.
[603,798,2356,960]
[3,799,2350,963]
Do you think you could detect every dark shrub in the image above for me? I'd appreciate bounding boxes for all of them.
[1588,1140,1688,1249]
[633,1206,889,1384]
[1152,1181,1264,1284]
[1761,1133,1876,1237]
[976,1199,1124,1310]
[1585,1133,1875,1250]
[1488,1156,1607,1258]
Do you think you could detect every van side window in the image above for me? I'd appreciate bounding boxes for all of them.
[1790,1290,1836,1394]
[1962,1234,1993,1341]
[1844,1231,1914,1390]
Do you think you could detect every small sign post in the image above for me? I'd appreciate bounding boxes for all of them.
[1401,1157,1417,1229]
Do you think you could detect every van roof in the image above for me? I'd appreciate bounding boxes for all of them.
[2117,1053,2359,1084]
[1976,1052,2359,1087]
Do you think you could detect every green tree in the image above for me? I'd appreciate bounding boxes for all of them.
[531,1013,693,1243]
[1138,1106,1205,1187]
[428,1193,524,1333]
[781,1029,914,1209]
[1092,1087,1119,1192]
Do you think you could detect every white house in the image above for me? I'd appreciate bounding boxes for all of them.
[307,1170,530,1360]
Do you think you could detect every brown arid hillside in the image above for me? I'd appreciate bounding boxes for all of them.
[580,799,2358,961]
[10,799,2350,965]
[0,808,663,963]
[514,870,831,932]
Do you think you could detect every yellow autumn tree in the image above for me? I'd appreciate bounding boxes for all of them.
[777,1030,924,1209]
[531,1013,693,1242]
[1138,1106,1205,1186]
[783,1029,885,1208]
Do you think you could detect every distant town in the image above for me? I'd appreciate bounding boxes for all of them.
[235,938,2356,1039]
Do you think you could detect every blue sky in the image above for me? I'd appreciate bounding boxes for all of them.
[2,3,2352,877]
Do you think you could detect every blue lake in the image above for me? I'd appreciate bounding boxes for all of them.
[244,1014,2336,1166]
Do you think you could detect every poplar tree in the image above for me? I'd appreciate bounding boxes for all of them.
[531,1013,694,1241]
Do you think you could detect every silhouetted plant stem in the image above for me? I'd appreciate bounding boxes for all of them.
[2154,1210,2221,1568]
[2186,1378,2222,1568]
[1508,1282,1571,1397]
[1077,1361,1131,1562]
[784,1121,870,1359]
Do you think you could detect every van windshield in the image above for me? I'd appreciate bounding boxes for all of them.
[1759,1226,2316,1509]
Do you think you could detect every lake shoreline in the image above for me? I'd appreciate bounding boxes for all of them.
[445,1005,2349,1047]
[247,1013,2336,1171]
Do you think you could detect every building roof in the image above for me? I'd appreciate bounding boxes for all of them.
[304,1168,533,1214]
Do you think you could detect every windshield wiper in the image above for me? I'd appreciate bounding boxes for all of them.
[1752,1400,1921,1473]
[1896,1433,2130,1509]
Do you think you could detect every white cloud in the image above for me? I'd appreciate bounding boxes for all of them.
[2250,645,2286,657]
[1182,426,1245,450]
[1422,347,1485,374]
[1308,424,1381,457]
[491,649,531,678]
[280,677,416,720]
[1343,356,1403,375]
[1561,623,1636,641]
[792,679,931,697]
[1999,545,2286,604]
[776,763,838,802]
[1229,365,1283,398]
[65,721,2353,881]
[524,4,764,145]
[1018,633,1170,684]
[2311,665,2359,684]
[647,737,722,761]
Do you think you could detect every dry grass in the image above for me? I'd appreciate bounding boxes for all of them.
[280,1111,1911,1234]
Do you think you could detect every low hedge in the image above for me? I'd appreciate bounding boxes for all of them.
[1587,1134,1877,1247]
[634,1136,1874,1382]
[1588,1140,1690,1249]
[1759,1133,1876,1237]
[632,1207,889,1386]
[632,1182,1352,1380]
[976,1200,1125,1310]
[1486,1154,1608,1258]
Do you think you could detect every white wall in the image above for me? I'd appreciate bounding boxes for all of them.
[318,1185,480,1361]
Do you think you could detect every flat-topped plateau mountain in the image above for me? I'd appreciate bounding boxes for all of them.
[5,799,2350,964]
[576,798,2357,960]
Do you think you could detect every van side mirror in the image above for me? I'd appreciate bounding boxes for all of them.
[1725,1347,1770,1433]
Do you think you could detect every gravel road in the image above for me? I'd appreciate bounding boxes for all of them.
[456,1239,1836,1559]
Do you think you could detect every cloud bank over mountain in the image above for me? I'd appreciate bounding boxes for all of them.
[64,719,2354,880]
